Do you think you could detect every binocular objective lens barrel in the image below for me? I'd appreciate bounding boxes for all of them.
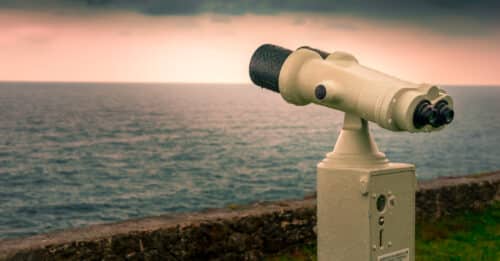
[249,44,292,93]
[249,44,331,93]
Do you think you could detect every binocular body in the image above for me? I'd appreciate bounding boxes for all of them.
[250,44,454,132]
[249,44,455,261]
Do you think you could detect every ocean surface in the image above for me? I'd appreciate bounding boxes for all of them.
[0,83,499,239]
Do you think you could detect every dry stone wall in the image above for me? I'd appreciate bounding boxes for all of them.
[1,171,498,260]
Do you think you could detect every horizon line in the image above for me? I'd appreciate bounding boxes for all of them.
[0,80,499,87]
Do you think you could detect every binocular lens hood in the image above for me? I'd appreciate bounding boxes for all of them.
[249,44,292,93]
[249,44,332,93]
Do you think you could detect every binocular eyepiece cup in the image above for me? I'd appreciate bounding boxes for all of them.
[249,44,292,93]
[413,100,454,129]
[435,100,455,125]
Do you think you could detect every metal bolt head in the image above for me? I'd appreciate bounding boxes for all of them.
[389,196,396,207]
[315,85,327,100]
[378,216,385,226]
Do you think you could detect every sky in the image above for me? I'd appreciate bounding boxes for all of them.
[0,1,499,85]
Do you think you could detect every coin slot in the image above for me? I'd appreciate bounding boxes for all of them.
[379,229,384,248]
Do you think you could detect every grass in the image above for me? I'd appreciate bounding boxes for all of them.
[266,202,500,261]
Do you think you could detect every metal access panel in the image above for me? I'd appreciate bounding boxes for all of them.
[317,163,416,261]
[369,170,416,261]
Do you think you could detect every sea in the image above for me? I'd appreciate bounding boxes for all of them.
[0,82,499,239]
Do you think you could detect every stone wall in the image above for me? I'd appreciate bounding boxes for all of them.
[1,171,499,261]
[416,172,500,222]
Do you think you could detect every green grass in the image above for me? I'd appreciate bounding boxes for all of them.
[416,202,500,261]
[267,202,500,261]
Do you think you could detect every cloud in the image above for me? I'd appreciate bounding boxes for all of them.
[210,15,232,24]
[2,0,499,17]
[1,0,499,35]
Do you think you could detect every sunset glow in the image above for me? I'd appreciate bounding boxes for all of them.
[1,9,499,85]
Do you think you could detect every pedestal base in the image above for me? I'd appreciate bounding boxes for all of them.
[317,163,416,261]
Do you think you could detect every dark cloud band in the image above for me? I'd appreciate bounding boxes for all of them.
[1,0,499,34]
[2,0,499,15]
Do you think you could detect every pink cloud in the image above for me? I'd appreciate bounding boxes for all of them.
[0,10,499,85]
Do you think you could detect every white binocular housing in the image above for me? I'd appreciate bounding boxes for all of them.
[250,44,454,132]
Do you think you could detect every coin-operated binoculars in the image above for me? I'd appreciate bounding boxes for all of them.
[249,44,454,261]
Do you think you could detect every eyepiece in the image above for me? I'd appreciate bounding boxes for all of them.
[434,100,454,126]
[413,100,437,129]
[249,44,292,93]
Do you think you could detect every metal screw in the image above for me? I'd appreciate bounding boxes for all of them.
[315,85,327,100]
[378,216,385,226]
